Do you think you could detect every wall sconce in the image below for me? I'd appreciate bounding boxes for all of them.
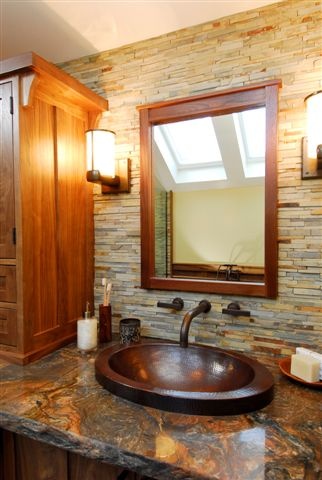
[302,90,322,179]
[86,129,130,193]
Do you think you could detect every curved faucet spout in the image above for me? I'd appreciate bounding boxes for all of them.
[180,300,211,348]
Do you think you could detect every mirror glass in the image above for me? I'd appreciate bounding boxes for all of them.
[153,108,265,282]
[139,81,280,297]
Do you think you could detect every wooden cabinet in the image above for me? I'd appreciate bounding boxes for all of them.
[0,52,108,364]
[0,430,154,480]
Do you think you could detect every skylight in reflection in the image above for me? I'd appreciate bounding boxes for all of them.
[157,117,223,167]
[241,108,266,158]
[153,108,266,188]
[234,107,266,178]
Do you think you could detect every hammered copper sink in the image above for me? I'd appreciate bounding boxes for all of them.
[95,340,274,415]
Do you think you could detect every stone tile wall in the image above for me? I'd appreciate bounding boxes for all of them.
[60,0,322,356]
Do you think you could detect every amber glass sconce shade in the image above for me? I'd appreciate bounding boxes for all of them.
[302,91,322,179]
[86,129,130,193]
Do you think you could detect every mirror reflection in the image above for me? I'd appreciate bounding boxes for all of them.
[153,108,265,283]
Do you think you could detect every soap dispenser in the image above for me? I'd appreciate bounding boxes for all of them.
[77,302,98,353]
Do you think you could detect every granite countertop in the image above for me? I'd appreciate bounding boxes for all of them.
[0,341,321,480]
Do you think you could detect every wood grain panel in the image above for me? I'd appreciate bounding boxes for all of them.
[0,259,16,265]
[56,108,93,326]
[0,265,16,302]
[14,434,68,480]
[20,97,58,338]
[0,307,17,346]
[68,452,126,480]
[0,265,17,302]
[0,80,16,259]
[0,431,144,480]
[0,429,16,480]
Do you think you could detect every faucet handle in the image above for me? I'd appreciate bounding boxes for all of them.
[222,302,250,316]
[157,297,184,311]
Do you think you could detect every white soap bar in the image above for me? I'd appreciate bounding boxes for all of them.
[296,347,322,379]
[291,354,320,383]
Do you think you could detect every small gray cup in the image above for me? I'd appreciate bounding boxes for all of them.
[119,318,141,344]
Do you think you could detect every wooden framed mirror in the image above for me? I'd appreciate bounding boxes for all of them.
[139,80,281,298]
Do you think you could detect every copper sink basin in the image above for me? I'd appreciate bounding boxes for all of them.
[95,340,274,415]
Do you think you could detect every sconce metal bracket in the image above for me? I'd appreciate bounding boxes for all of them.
[302,137,322,179]
[101,158,131,193]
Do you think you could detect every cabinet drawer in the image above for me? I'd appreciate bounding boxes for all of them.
[0,307,17,346]
[0,265,16,302]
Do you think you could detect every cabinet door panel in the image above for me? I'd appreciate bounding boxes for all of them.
[0,81,16,259]
[0,307,17,346]
[14,434,68,480]
[0,265,16,302]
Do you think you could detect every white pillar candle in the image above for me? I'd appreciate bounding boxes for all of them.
[77,318,98,352]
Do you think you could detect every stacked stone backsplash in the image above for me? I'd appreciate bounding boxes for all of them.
[60,0,322,356]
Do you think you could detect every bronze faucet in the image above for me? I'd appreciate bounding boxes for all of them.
[180,300,212,348]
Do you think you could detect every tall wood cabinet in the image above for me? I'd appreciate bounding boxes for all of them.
[0,52,108,364]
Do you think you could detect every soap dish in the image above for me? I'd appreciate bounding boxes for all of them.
[279,357,322,390]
